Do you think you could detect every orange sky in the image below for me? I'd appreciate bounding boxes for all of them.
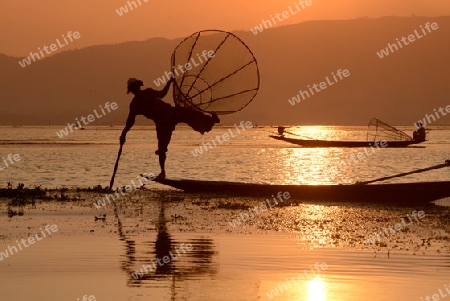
[1,0,449,57]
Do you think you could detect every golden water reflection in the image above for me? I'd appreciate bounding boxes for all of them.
[277,147,352,185]
[306,277,327,301]
[273,126,383,185]
[287,126,368,141]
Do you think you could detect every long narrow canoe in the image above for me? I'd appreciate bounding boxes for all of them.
[269,135,423,148]
[153,178,450,204]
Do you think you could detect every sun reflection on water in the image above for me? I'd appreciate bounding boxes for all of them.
[277,147,351,185]
[273,126,371,185]
[306,277,327,301]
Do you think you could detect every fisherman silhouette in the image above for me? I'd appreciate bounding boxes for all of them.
[120,78,220,179]
[413,122,426,142]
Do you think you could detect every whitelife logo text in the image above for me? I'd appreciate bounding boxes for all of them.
[18,31,81,68]
[56,102,118,138]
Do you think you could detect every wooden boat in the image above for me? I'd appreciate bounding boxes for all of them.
[269,135,421,148]
[153,178,450,204]
[271,118,426,148]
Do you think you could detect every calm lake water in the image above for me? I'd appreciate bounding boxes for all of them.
[0,125,449,188]
[1,125,450,301]
[1,195,450,301]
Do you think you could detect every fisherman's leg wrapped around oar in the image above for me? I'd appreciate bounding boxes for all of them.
[172,107,219,135]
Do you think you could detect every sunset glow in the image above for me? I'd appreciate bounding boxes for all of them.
[1,0,449,56]
[1,0,450,300]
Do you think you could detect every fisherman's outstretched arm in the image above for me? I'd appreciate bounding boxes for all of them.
[120,111,136,144]
[154,78,174,98]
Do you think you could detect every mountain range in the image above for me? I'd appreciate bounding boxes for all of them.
[1,16,449,126]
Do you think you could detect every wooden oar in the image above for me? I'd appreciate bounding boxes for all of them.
[109,143,123,190]
[357,160,450,185]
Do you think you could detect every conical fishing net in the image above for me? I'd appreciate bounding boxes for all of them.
[171,30,260,115]
[366,118,413,142]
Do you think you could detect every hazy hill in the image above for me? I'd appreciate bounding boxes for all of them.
[0,16,449,126]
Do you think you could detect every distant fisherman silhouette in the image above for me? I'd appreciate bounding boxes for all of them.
[120,78,220,179]
[413,122,426,142]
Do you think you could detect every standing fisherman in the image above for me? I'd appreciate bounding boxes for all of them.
[120,78,219,179]
[413,122,426,142]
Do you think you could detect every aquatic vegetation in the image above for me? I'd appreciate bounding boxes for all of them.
[0,182,48,199]
[75,185,109,193]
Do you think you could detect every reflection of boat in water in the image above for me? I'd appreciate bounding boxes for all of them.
[271,118,426,148]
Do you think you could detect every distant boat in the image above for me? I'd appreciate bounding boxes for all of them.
[269,135,421,148]
[270,118,426,148]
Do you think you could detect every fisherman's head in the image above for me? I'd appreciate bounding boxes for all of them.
[417,122,423,128]
[127,78,143,95]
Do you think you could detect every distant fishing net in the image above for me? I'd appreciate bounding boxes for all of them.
[366,118,413,141]
[171,30,260,115]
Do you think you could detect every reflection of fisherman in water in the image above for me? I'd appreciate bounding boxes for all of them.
[413,122,426,142]
[153,199,180,275]
[114,195,218,289]
[109,193,220,300]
